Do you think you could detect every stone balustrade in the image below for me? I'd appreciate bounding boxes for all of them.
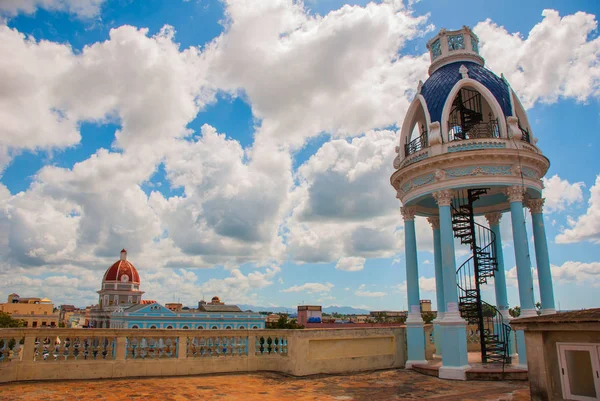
[0,327,405,383]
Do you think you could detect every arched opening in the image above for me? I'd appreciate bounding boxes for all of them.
[512,93,532,143]
[225,326,232,329]
[131,325,139,329]
[238,326,245,329]
[447,87,499,141]
[166,325,173,329]
[182,326,189,330]
[402,96,430,157]
[252,326,259,329]
[149,325,157,329]
[211,326,219,330]
[197,325,204,329]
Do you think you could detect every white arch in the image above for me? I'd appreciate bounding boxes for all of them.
[398,94,431,155]
[440,78,508,141]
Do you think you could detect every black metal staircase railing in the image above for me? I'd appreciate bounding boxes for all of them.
[404,129,428,157]
[451,188,512,365]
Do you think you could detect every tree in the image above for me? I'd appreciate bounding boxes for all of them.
[421,311,436,324]
[0,312,25,328]
[482,303,498,318]
[373,312,387,323]
[271,315,303,329]
[509,306,521,318]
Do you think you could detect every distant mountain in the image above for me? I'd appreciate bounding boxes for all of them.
[237,304,370,315]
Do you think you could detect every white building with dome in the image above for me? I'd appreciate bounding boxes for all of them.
[89,249,265,330]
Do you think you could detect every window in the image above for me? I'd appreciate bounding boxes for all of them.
[430,38,441,60]
[131,325,139,329]
[128,296,133,303]
[197,326,204,330]
[558,343,600,400]
[32,321,37,328]
[225,326,232,330]
[239,326,245,329]
[212,326,218,330]
[166,325,173,329]
[448,34,464,51]
[150,325,157,329]
[470,34,479,54]
[252,326,258,329]
[182,326,189,329]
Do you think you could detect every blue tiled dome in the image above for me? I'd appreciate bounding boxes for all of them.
[421,61,513,123]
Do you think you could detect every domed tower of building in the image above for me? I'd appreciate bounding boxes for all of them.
[391,26,555,379]
[89,249,144,328]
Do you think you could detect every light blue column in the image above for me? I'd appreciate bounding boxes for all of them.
[428,216,444,357]
[402,207,426,366]
[528,199,556,314]
[435,191,468,379]
[507,187,536,368]
[485,213,509,312]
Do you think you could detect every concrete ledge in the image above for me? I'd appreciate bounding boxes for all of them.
[438,365,470,380]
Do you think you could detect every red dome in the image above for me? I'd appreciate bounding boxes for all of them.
[103,249,140,284]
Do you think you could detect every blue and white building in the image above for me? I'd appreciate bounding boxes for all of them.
[110,297,265,330]
[91,250,265,329]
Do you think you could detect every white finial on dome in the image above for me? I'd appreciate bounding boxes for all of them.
[459,64,469,79]
[120,249,127,261]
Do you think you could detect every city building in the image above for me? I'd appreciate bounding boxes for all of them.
[391,26,556,379]
[0,293,58,327]
[90,249,265,329]
[297,305,322,326]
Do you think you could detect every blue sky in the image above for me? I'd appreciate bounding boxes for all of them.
[0,0,599,311]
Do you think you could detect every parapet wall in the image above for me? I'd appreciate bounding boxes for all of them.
[0,327,406,383]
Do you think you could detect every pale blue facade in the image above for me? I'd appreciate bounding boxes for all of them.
[110,303,266,330]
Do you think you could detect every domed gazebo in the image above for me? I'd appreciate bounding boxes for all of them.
[391,26,555,380]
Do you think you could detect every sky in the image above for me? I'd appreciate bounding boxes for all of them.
[0,0,599,311]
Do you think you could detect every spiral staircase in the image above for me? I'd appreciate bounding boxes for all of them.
[451,188,512,365]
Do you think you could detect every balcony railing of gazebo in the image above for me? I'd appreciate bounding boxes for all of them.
[448,118,500,142]
[404,129,428,157]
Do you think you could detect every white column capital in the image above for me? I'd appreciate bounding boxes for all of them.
[401,206,418,221]
[527,198,545,214]
[427,216,440,229]
[505,186,524,203]
[433,190,453,206]
[485,212,502,226]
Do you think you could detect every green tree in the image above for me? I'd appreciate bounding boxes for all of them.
[508,306,521,318]
[271,315,304,329]
[421,311,436,324]
[0,312,25,328]
[374,312,387,323]
[482,303,498,318]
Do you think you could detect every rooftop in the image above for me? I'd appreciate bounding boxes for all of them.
[513,308,600,324]
[0,370,530,401]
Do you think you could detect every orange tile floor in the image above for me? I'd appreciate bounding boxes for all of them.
[0,370,530,401]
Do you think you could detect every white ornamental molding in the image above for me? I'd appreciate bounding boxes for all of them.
[433,190,453,206]
[485,212,502,226]
[428,121,443,145]
[459,64,469,79]
[507,116,523,140]
[434,168,447,181]
[505,186,525,203]
[427,216,440,229]
[401,206,418,221]
[527,198,545,214]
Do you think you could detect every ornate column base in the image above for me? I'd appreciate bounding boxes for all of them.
[405,314,428,368]
[438,314,469,380]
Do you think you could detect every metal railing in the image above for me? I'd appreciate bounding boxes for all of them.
[404,130,428,157]
[449,118,500,141]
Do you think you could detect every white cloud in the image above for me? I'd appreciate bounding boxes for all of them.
[0,0,105,19]
[205,0,430,148]
[542,174,585,213]
[281,282,334,294]
[335,256,365,272]
[551,260,600,287]
[475,10,600,108]
[355,284,387,297]
[556,175,600,244]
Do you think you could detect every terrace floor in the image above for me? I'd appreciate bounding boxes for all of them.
[0,369,530,401]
